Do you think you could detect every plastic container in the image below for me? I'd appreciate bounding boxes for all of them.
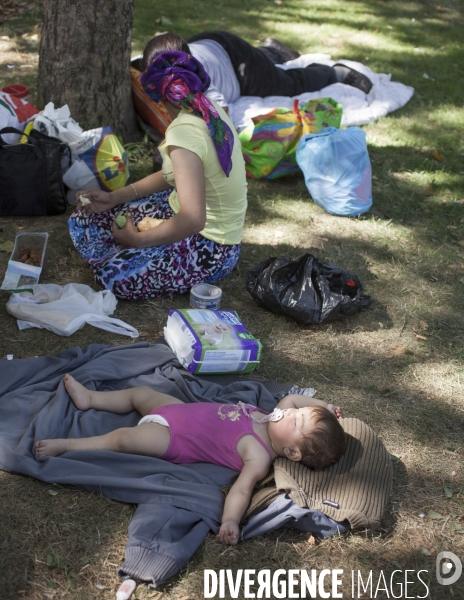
[116,578,136,600]
[0,232,48,292]
[190,283,222,309]
[2,84,29,99]
[2,84,31,103]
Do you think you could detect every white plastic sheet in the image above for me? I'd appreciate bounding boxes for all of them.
[6,283,139,337]
[229,56,414,131]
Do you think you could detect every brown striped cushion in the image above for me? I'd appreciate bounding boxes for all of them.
[246,418,393,530]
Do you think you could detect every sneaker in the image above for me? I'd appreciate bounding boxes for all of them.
[333,63,373,94]
[263,38,300,62]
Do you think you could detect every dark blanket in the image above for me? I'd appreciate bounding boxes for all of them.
[0,342,280,586]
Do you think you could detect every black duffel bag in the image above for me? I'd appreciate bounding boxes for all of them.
[0,126,70,216]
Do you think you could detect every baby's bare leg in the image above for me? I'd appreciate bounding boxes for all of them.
[64,374,183,416]
[35,423,171,459]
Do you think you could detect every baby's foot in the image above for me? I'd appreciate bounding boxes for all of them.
[63,374,91,410]
[35,439,68,458]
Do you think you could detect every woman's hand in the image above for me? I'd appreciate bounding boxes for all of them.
[112,212,141,248]
[75,190,119,215]
[76,171,173,216]
[111,146,206,250]
[217,521,240,545]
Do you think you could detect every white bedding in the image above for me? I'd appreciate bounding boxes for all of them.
[229,54,414,131]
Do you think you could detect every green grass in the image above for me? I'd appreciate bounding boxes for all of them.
[0,0,464,598]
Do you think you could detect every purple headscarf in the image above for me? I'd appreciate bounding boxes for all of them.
[141,51,234,177]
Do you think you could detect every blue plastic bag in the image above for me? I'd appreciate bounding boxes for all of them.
[296,126,372,217]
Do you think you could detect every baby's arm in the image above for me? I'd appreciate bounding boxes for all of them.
[277,394,342,418]
[217,457,269,545]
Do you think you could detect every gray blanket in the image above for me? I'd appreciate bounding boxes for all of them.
[0,342,280,586]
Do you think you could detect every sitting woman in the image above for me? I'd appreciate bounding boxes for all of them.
[68,48,247,300]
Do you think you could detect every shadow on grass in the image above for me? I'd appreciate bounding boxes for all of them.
[239,218,464,312]
[251,318,464,436]
[0,471,135,599]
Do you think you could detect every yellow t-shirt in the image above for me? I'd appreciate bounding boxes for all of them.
[159,104,247,245]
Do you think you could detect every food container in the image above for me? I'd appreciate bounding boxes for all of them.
[1,232,48,292]
[1,84,31,103]
[189,283,222,309]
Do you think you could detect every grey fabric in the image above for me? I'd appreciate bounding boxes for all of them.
[198,373,291,396]
[242,494,350,540]
[0,342,280,587]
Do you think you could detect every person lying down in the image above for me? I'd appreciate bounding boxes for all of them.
[35,375,346,545]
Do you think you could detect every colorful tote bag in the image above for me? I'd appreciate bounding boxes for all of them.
[239,98,342,179]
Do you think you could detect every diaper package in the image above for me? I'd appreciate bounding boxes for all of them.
[164,309,262,375]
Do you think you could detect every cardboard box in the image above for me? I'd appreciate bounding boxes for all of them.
[1,232,48,292]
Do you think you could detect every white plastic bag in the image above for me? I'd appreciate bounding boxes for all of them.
[30,104,129,204]
[63,159,101,204]
[64,126,129,204]
[6,283,139,337]
[0,92,40,143]
[33,102,84,144]
[69,127,129,187]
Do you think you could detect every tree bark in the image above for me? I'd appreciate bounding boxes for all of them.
[38,0,139,142]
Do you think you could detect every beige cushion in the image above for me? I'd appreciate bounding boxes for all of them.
[246,418,393,530]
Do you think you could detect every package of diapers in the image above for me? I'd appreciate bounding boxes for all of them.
[164,309,262,374]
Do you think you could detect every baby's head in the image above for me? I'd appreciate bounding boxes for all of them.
[297,406,346,470]
[269,406,346,470]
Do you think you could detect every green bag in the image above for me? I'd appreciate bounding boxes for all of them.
[239,98,343,179]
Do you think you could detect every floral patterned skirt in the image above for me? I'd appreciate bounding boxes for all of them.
[68,190,241,300]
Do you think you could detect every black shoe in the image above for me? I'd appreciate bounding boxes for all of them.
[263,37,300,62]
[333,63,373,94]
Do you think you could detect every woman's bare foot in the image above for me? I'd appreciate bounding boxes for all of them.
[35,439,68,458]
[63,374,92,410]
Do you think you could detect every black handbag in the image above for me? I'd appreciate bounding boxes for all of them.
[0,126,70,216]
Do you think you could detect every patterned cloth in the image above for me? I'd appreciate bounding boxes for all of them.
[68,191,241,300]
[287,385,317,397]
[141,50,234,176]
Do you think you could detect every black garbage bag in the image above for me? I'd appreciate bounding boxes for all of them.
[246,253,371,325]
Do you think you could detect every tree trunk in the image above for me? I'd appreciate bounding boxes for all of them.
[38,0,139,142]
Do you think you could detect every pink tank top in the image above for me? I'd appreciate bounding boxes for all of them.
[150,402,274,471]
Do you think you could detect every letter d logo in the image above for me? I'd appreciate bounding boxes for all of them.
[436,551,462,585]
